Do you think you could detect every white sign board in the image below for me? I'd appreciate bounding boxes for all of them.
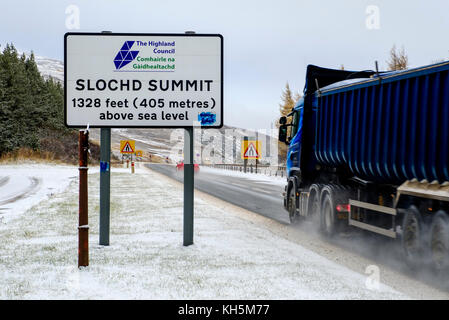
[64,33,223,128]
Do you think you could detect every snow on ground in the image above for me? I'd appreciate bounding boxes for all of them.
[200,166,287,187]
[0,164,78,223]
[0,163,409,299]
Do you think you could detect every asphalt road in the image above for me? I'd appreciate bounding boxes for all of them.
[145,163,290,224]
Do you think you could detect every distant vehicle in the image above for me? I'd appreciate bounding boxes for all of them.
[279,62,449,272]
[176,162,200,172]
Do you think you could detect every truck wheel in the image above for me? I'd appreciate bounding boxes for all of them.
[320,187,337,237]
[288,186,299,224]
[429,211,449,273]
[307,184,321,223]
[401,205,424,268]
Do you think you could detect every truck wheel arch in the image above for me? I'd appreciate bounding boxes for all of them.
[287,176,300,200]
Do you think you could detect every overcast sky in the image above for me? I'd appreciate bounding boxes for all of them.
[1,0,449,130]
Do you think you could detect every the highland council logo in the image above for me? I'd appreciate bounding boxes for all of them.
[113,41,139,70]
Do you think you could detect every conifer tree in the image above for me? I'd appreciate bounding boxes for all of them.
[0,43,68,156]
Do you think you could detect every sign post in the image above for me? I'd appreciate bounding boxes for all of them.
[65,32,223,251]
[99,127,111,246]
[183,30,195,247]
[183,127,194,246]
[99,31,112,247]
[242,136,248,173]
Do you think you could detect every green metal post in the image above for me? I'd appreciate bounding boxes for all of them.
[183,127,194,246]
[183,30,196,247]
[99,31,112,247]
[99,127,111,245]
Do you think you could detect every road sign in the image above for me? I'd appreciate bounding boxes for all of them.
[64,33,223,128]
[241,140,261,159]
[120,140,135,153]
[135,150,143,157]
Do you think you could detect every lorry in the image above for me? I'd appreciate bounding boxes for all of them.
[278,61,449,272]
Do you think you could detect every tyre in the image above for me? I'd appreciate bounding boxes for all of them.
[429,211,449,273]
[401,205,425,268]
[307,184,321,223]
[320,186,337,237]
[287,184,299,224]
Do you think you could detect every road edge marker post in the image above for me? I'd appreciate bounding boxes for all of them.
[78,129,89,268]
[243,136,248,173]
[255,131,258,173]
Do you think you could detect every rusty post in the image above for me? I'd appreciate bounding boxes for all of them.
[78,129,89,268]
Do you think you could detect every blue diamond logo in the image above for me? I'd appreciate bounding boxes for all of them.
[114,41,139,70]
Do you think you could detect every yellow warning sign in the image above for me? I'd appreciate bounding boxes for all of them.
[135,150,143,157]
[120,140,135,154]
[241,140,261,159]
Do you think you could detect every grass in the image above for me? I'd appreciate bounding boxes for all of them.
[0,130,103,165]
[0,148,60,164]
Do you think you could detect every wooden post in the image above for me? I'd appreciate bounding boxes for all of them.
[78,129,89,268]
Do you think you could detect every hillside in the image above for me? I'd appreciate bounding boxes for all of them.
[0,44,99,164]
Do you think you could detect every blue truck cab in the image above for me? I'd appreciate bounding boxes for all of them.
[285,98,303,178]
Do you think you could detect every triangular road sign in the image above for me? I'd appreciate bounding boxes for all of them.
[121,141,134,153]
[243,142,259,158]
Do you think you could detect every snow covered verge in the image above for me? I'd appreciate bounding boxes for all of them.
[199,166,287,187]
[0,164,409,299]
[0,164,78,223]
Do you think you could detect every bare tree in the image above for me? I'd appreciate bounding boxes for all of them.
[387,45,408,71]
[293,91,302,104]
[279,83,295,117]
[276,83,297,161]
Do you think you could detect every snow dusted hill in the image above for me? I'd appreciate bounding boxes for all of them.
[34,55,64,83]
[106,126,280,165]
[30,54,280,164]
[18,51,64,83]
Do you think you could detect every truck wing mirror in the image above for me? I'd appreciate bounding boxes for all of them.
[279,124,288,143]
[279,116,287,125]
